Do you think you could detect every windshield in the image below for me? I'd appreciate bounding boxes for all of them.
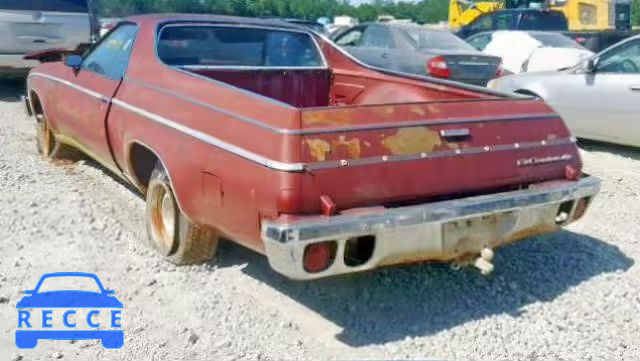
[0,0,88,13]
[400,28,476,51]
[37,276,102,293]
[530,32,585,49]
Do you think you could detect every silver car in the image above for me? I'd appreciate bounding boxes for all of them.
[332,23,502,86]
[489,35,640,148]
[0,0,93,76]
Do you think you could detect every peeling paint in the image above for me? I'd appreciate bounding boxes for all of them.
[382,127,443,155]
[548,133,558,140]
[303,110,353,126]
[410,106,426,116]
[426,104,442,115]
[306,139,331,161]
[332,135,362,159]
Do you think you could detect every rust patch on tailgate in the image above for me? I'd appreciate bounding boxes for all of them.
[305,139,331,161]
[381,127,443,155]
[332,136,362,159]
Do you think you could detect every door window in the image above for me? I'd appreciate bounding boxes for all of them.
[597,39,640,73]
[81,24,137,80]
[334,27,364,46]
[360,26,394,49]
[468,14,493,33]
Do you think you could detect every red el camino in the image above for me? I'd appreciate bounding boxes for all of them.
[24,14,599,280]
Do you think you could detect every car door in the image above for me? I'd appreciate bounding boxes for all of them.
[541,38,640,145]
[53,23,137,168]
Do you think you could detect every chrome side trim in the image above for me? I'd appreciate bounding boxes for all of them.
[111,98,306,172]
[304,137,576,171]
[28,72,110,103]
[126,76,559,136]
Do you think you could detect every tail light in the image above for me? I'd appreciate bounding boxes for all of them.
[427,56,450,79]
[573,197,591,221]
[303,241,337,273]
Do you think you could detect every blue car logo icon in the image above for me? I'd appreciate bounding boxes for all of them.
[15,272,124,349]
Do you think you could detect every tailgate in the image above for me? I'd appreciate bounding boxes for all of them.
[298,98,581,212]
[0,7,89,54]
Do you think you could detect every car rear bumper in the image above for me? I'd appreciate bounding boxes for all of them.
[0,54,38,72]
[261,175,600,280]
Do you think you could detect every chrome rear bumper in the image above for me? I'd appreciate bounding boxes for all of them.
[262,176,600,280]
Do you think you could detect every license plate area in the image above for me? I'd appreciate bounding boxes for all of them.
[442,211,518,255]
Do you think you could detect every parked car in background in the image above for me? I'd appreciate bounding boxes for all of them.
[99,17,123,37]
[489,34,640,147]
[25,14,598,280]
[563,30,640,52]
[467,31,593,73]
[457,9,569,39]
[332,23,502,86]
[0,0,94,76]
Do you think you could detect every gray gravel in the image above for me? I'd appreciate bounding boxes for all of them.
[1,80,639,361]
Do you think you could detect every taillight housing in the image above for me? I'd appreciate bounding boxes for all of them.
[303,241,337,273]
[427,56,450,79]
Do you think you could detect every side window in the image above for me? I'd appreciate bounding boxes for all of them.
[334,28,364,47]
[494,14,513,29]
[82,24,137,79]
[468,14,493,32]
[467,34,492,51]
[597,40,640,74]
[360,26,394,49]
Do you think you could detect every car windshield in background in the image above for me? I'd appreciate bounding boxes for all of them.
[519,12,568,30]
[158,26,325,68]
[400,28,476,51]
[0,0,88,12]
[530,32,585,49]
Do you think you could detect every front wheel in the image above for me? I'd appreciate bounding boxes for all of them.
[145,161,219,265]
[35,112,79,160]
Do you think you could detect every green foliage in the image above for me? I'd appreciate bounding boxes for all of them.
[633,0,640,26]
[93,0,450,24]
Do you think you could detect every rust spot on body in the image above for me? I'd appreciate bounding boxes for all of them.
[381,127,443,155]
[306,139,331,161]
[303,110,353,126]
[332,136,362,159]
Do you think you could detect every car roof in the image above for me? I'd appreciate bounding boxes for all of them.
[360,22,452,32]
[126,13,312,33]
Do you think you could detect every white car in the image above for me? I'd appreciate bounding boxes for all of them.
[0,0,94,76]
[466,30,593,74]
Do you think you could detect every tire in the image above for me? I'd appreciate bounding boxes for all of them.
[145,161,219,265]
[35,112,80,160]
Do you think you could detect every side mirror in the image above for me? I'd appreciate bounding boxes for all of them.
[586,58,598,73]
[64,54,83,70]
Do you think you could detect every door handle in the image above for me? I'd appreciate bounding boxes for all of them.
[630,86,640,91]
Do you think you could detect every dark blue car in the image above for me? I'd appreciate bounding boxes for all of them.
[15,272,124,349]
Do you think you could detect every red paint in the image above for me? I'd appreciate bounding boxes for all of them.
[27,14,583,255]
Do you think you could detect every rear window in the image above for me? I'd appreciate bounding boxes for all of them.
[0,0,88,13]
[519,11,568,31]
[400,28,476,52]
[157,25,325,68]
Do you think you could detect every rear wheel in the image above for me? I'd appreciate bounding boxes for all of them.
[145,162,219,265]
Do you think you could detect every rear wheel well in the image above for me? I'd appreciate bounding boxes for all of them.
[129,143,159,193]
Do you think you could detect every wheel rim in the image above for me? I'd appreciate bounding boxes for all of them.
[149,183,177,255]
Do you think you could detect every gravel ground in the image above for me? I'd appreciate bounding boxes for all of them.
[0,79,639,361]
